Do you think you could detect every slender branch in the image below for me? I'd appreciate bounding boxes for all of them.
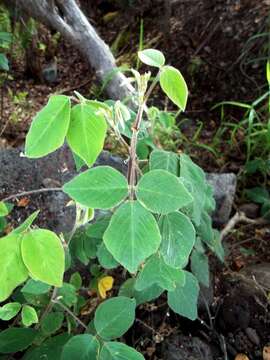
[127,71,160,199]
[52,298,88,330]
[220,211,268,241]
[1,187,62,203]
[36,287,58,329]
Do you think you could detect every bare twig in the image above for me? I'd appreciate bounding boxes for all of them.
[220,211,268,241]
[1,187,62,203]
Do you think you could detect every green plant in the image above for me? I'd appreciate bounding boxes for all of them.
[245,186,270,218]
[213,60,270,180]
[0,49,223,358]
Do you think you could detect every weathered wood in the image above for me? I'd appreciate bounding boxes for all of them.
[10,0,134,100]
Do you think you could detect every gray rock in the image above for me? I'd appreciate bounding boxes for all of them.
[42,61,58,84]
[240,263,270,291]
[206,173,237,226]
[162,335,213,360]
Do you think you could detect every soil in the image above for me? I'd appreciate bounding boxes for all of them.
[0,1,270,359]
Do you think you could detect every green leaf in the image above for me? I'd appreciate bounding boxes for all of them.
[41,312,64,336]
[21,229,65,287]
[159,211,196,268]
[136,169,193,214]
[97,243,119,269]
[191,249,209,287]
[204,183,216,213]
[104,201,161,273]
[0,54,9,71]
[168,271,199,320]
[61,334,99,360]
[197,211,214,247]
[22,305,38,327]
[86,215,111,238]
[13,211,40,234]
[21,279,51,295]
[58,283,77,307]
[245,187,269,204]
[94,296,136,340]
[23,333,71,360]
[0,328,37,353]
[0,233,28,302]
[138,48,165,68]
[0,32,12,45]
[149,150,179,176]
[63,166,128,209]
[25,95,71,158]
[158,111,175,127]
[210,230,224,262]
[69,272,82,290]
[99,342,145,360]
[159,65,188,111]
[267,60,270,86]
[0,217,7,235]
[135,254,185,291]
[0,302,21,321]
[0,202,8,217]
[66,103,107,167]
[119,279,163,306]
[180,154,207,225]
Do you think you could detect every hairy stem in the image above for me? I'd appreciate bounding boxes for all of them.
[127,72,160,198]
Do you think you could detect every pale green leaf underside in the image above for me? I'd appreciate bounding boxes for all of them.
[22,305,38,327]
[104,201,161,273]
[168,271,199,320]
[149,149,179,176]
[61,334,99,360]
[136,169,193,214]
[159,211,196,268]
[94,296,136,340]
[66,103,107,167]
[0,233,28,302]
[119,278,163,306]
[97,242,119,269]
[63,166,128,209]
[25,95,71,158]
[135,254,185,291]
[12,211,40,234]
[100,341,145,360]
[191,249,209,287]
[0,302,21,321]
[180,154,207,226]
[21,229,65,287]
[160,65,188,111]
[138,49,165,68]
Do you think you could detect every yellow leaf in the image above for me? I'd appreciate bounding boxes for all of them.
[98,276,114,299]
[235,354,249,360]
[263,346,270,360]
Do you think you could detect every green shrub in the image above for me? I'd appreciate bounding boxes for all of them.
[0,49,223,358]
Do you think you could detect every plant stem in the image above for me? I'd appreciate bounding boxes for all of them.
[127,71,160,198]
[36,287,58,329]
[1,187,62,203]
[128,103,144,199]
[52,298,88,330]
